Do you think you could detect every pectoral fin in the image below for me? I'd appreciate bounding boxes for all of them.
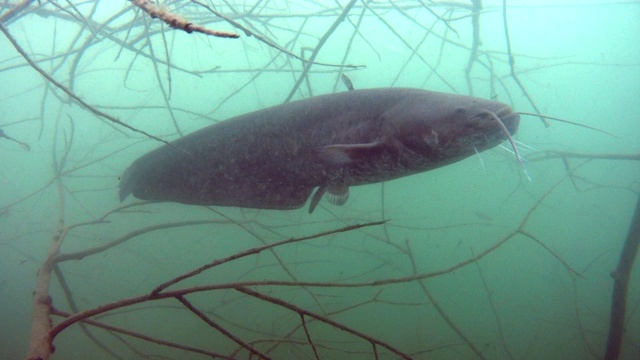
[309,185,328,213]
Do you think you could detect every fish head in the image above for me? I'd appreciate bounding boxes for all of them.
[385,94,520,167]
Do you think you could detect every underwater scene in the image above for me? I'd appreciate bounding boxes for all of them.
[1,1,639,359]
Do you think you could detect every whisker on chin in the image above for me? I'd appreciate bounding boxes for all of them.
[514,139,539,153]
[498,141,537,155]
[473,147,487,173]
[486,111,531,182]
[516,111,619,139]
[498,145,533,181]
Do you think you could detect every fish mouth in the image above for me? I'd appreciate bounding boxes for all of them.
[467,106,520,136]
[495,106,520,135]
[495,106,513,118]
[483,106,527,177]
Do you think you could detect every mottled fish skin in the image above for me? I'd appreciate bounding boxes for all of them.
[119,88,519,212]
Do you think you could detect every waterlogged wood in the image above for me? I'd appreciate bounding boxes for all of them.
[131,0,239,38]
[604,195,640,360]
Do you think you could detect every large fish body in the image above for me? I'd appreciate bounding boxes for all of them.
[119,88,519,212]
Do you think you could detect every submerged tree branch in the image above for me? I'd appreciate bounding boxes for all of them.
[131,0,239,38]
[604,194,640,359]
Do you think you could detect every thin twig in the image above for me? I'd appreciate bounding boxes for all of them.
[236,287,412,359]
[518,230,583,278]
[50,308,234,359]
[141,14,183,136]
[406,240,487,360]
[151,220,386,294]
[283,0,359,102]
[501,0,549,126]
[0,23,181,149]
[176,295,270,359]
[464,0,482,95]
[472,249,515,360]
[53,266,124,360]
[529,151,640,162]
[56,220,234,262]
[192,0,363,69]
[300,314,320,360]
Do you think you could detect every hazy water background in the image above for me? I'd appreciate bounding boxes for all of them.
[0,1,639,359]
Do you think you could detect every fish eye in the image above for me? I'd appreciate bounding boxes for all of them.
[455,107,466,114]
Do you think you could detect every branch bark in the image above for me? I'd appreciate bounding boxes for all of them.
[131,0,239,38]
[604,194,640,359]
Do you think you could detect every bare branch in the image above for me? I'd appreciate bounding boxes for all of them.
[131,0,239,38]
